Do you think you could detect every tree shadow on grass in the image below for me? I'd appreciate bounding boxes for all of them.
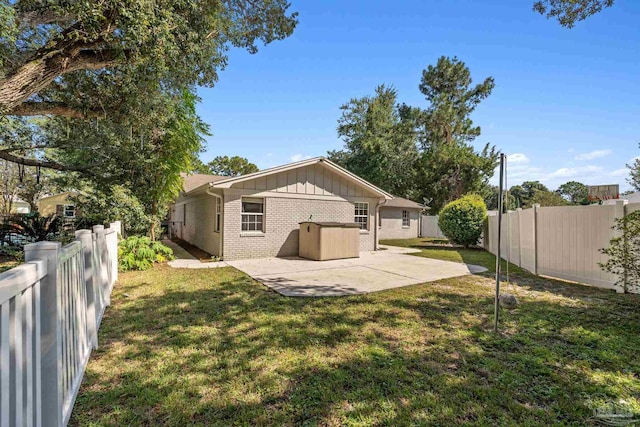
[70,266,640,426]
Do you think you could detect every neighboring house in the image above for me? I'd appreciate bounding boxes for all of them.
[168,157,394,260]
[378,197,423,240]
[38,191,79,218]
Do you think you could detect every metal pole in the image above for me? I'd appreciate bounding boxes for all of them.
[494,153,505,332]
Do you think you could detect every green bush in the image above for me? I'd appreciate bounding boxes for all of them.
[118,236,174,271]
[600,210,640,293]
[438,194,487,248]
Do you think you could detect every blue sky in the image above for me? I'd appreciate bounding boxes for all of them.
[196,0,639,191]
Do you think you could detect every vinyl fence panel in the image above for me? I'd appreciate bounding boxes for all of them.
[421,215,446,238]
[485,201,633,293]
[537,204,619,289]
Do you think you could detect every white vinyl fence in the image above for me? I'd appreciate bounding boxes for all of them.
[484,201,640,294]
[0,222,120,427]
[421,215,446,238]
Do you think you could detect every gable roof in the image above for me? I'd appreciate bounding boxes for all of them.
[381,197,424,209]
[180,173,226,193]
[37,191,80,202]
[208,157,393,199]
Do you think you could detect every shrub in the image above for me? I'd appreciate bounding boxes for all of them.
[600,210,640,293]
[8,212,61,243]
[438,194,487,248]
[118,236,174,271]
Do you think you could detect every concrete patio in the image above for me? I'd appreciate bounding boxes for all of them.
[226,245,487,296]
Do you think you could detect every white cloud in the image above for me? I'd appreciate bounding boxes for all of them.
[266,152,273,158]
[575,149,612,161]
[610,168,629,177]
[290,154,311,162]
[507,153,529,164]
[547,165,603,179]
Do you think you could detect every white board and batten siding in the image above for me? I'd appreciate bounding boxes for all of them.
[485,202,639,293]
[231,163,374,198]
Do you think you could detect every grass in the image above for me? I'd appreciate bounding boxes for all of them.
[71,250,640,426]
[381,237,529,275]
[0,256,20,273]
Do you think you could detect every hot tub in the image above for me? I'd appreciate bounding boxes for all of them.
[298,222,360,261]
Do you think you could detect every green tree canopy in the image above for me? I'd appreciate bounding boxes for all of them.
[207,156,259,177]
[53,90,210,238]
[414,56,498,212]
[533,0,614,28]
[329,59,497,211]
[531,190,567,207]
[482,184,518,211]
[557,180,588,204]
[0,1,297,117]
[328,85,418,198]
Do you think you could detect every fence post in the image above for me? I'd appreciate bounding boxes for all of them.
[111,220,122,237]
[92,225,110,306]
[109,222,119,285]
[516,208,523,267]
[24,241,63,427]
[613,200,627,293]
[76,230,98,349]
[532,204,540,275]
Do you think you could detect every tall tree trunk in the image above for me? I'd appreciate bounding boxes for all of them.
[149,200,158,241]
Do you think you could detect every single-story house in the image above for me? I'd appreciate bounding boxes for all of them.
[378,197,424,240]
[168,157,413,260]
[38,191,79,218]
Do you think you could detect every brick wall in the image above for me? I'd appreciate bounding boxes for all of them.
[172,194,221,256]
[223,193,379,260]
[378,207,420,240]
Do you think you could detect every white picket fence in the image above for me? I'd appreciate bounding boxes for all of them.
[0,222,120,427]
[484,201,640,294]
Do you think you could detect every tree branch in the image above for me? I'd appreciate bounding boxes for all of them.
[16,9,74,29]
[70,48,130,71]
[9,101,103,119]
[0,150,87,172]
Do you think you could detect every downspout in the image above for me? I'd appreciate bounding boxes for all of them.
[376,198,388,250]
[206,186,224,258]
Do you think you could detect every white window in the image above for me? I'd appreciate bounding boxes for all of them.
[402,210,410,227]
[63,204,75,218]
[242,198,264,232]
[215,198,221,232]
[354,202,368,230]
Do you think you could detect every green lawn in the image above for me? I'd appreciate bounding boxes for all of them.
[380,237,527,275]
[71,248,640,426]
[0,257,19,273]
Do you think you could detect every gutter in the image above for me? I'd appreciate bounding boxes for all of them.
[375,198,388,250]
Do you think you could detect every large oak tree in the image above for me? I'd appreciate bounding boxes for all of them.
[0,1,297,115]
